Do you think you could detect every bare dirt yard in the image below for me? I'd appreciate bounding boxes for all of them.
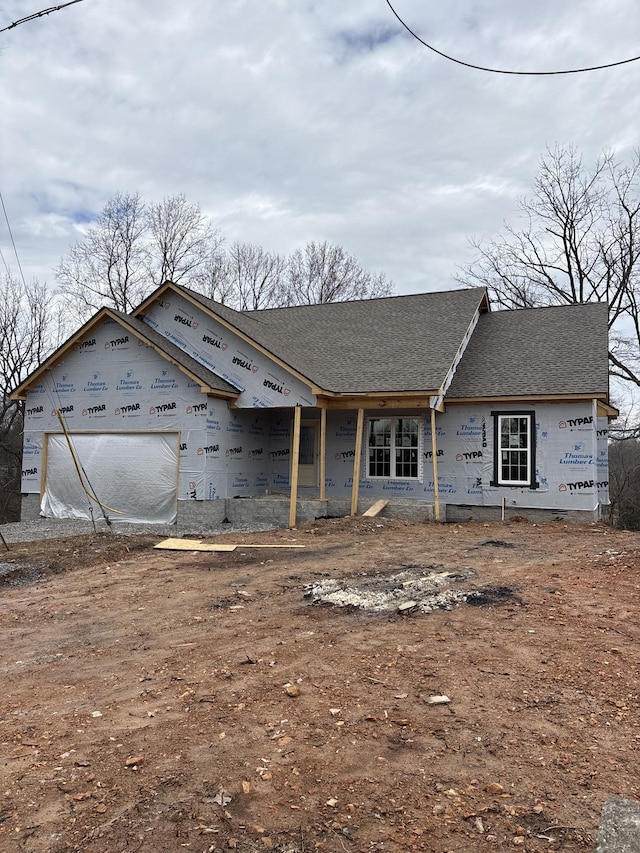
[1,515,639,853]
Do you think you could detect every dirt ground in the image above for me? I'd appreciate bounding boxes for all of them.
[1,515,639,853]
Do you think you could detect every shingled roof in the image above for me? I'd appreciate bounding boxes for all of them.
[177,285,489,394]
[447,303,610,399]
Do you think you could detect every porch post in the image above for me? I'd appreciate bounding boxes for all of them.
[319,407,327,501]
[350,408,365,516]
[289,406,302,528]
[430,407,440,522]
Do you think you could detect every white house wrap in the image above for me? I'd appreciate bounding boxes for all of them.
[13,282,615,526]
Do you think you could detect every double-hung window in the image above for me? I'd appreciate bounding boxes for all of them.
[492,411,536,488]
[368,417,420,479]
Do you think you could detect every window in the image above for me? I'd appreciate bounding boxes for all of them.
[492,411,536,488]
[368,417,420,479]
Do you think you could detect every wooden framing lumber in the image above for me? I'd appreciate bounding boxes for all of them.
[319,408,327,501]
[350,408,364,516]
[431,407,440,522]
[289,406,302,528]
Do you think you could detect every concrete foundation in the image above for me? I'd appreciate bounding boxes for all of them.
[20,494,43,522]
[175,496,435,528]
[21,492,601,530]
[444,503,600,525]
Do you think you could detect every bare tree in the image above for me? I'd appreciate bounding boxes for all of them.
[224,241,288,310]
[285,241,393,305]
[456,145,640,390]
[57,194,395,317]
[57,192,233,320]
[189,239,394,310]
[56,192,148,320]
[191,244,236,305]
[146,194,224,288]
[0,273,62,521]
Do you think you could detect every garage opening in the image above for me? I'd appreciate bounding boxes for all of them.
[41,432,179,524]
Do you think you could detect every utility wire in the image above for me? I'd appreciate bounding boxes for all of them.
[0,246,12,279]
[0,0,86,34]
[0,191,27,288]
[386,0,640,75]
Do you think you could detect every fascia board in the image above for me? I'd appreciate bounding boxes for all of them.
[444,392,609,406]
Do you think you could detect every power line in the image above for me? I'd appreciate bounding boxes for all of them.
[0,191,27,288]
[0,0,86,34]
[386,0,640,75]
[0,246,11,279]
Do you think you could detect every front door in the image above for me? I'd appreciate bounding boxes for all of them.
[295,420,319,487]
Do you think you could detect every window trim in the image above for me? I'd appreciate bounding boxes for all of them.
[366,416,422,481]
[491,410,538,489]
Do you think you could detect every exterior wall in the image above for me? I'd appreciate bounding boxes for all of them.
[281,402,608,514]
[426,401,606,513]
[19,317,275,508]
[597,414,610,507]
[255,402,609,515]
[143,293,317,408]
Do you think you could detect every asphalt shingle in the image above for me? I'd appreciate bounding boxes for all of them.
[179,286,489,394]
[447,303,609,398]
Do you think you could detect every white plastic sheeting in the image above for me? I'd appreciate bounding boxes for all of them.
[41,432,178,524]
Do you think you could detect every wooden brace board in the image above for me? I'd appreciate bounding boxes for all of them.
[362,499,388,518]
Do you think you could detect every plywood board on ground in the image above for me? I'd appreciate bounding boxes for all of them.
[154,539,304,553]
[153,539,237,552]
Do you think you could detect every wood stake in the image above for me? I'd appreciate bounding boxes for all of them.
[289,406,302,528]
[350,408,364,516]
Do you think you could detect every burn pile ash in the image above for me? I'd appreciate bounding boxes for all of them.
[304,565,523,614]
[465,585,524,606]
[304,566,474,614]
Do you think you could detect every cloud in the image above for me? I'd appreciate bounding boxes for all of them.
[1,0,639,294]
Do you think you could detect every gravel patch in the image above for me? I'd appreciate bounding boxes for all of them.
[0,517,277,544]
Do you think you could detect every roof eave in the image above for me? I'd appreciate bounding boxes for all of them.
[445,392,611,407]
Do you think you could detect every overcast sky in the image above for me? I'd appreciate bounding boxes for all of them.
[2,0,639,297]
